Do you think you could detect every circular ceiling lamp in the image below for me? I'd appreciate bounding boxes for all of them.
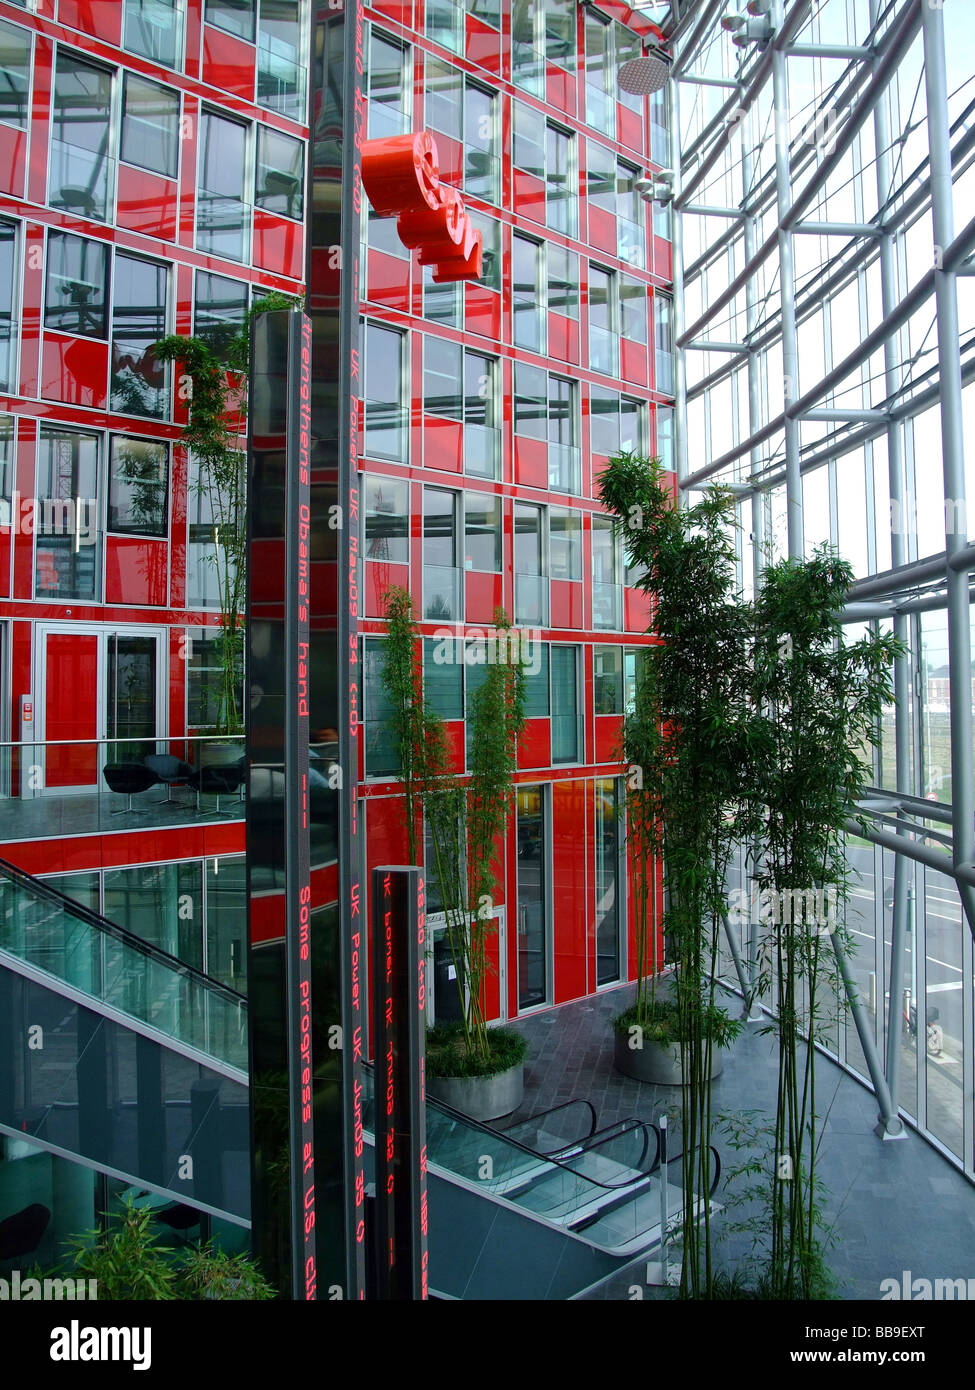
[618,47,672,95]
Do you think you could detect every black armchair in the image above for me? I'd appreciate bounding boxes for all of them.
[187,758,245,815]
[144,754,195,804]
[102,762,159,814]
[0,1203,51,1261]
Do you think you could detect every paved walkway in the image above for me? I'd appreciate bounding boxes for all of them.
[504,983,975,1299]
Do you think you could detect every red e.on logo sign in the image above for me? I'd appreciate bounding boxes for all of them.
[360,131,483,283]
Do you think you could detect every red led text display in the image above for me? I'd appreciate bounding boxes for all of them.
[371,866,428,1300]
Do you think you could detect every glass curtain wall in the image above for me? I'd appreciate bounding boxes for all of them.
[671,0,975,1181]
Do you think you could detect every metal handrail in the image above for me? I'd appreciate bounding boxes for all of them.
[499,1097,598,1150]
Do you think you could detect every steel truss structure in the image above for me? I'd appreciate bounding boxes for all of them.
[660,0,975,1178]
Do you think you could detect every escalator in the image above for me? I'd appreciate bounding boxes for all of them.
[0,855,250,1228]
[361,1068,720,1299]
[0,851,716,1292]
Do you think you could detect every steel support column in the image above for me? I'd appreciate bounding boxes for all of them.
[771,0,802,555]
[872,0,910,1140]
[921,1,975,940]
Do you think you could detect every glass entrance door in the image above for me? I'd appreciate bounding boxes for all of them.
[516,784,548,1011]
[37,626,164,792]
[107,633,158,764]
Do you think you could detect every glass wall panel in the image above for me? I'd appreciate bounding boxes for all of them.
[595,778,621,985]
[517,785,547,1008]
[49,54,113,221]
[34,428,101,601]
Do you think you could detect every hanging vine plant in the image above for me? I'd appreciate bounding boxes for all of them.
[155,291,298,736]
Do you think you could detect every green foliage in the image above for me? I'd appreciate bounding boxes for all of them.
[620,650,663,1022]
[614,997,741,1050]
[743,547,900,1300]
[426,1023,527,1079]
[176,1240,276,1300]
[380,587,434,864]
[60,1196,276,1300]
[154,291,298,734]
[598,452,751,1299]
[381,592,525,1067]
[64,1199,179,1300]
[601,452,899,1301]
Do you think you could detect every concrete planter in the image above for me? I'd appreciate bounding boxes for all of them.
[614,1030,724,1086]
[200,741,242,768]
[427,1060,524,1121]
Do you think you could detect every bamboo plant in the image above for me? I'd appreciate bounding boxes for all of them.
[598,452,748,1298]
[745,547,899,1299]
[380,589,526,1068]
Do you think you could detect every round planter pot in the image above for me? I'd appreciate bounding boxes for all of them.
[200,741,243,769]
[427,1061,524,1122]
[614,1030,724,1086]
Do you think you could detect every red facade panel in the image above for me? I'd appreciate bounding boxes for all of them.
[57,0,122,44]
[254,211,304,282]
[105,538,168,607]
[552,778,587,1002]
[201,25,256,100]
[116,166,179,241]
[41,334,109,410]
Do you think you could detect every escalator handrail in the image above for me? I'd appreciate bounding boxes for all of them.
[498,1098,598,1150]
[0,853,246,1007]
[570,1117,661,1175]
[571,1142,722,1237]
[364,1061,661,1196]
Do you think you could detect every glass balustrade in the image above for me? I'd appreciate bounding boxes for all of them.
[0,861,247,1070]
[0,733,247,841]
[592,581,622,631]
[465,423,501,480]
[360,1064,681,1254]
[515,572,548,627]
[48,140,114,222]
[196,189,252,263]
[548,442,580,494]
[424,565,463,622]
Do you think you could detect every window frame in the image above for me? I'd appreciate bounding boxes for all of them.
[44,228,111,340]
[48,46,117,225]
[0,215,20,395]
[195,106,253,265]
[110,250,172,421]
[0,16,32,131]
[422,484,463,622]
[33,423,104,603]
[107,434,170,539]
[119,70,180,180]
[550,641,582,766]
[363,319,408,463]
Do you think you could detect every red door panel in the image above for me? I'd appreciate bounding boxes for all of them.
[44,633,98,787]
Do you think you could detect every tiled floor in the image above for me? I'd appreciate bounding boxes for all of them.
[503,983,975,1300]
